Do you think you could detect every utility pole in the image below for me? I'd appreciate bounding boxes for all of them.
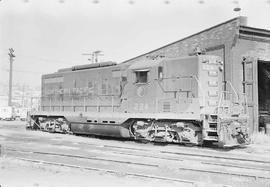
[82,50,104,63]
[8,48,15,107]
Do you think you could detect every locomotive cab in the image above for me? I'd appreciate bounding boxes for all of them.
[124,56,202,115]
[124,55,222,116]
[123,55,249,146]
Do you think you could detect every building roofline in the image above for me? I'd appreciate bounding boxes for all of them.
[239,25,270,43]
[240,25,270,34]
[121,16,246,64]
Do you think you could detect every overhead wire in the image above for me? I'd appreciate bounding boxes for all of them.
[1,68,45,74]
[0,48,83,75]
[0,48,82,65]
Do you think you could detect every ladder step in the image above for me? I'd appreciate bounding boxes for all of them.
[204,136,218,141]
[205,128,217,132]
[208,121,217,124]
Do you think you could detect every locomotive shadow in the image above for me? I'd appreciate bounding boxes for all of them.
[75,133,245,152]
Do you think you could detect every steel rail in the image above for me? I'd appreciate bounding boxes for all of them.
[5,148,158,168]
[4,147,270,182]
[11,156,196,186]
[15,128,267,165]
[94,144,270,173]
[111,150,270,172]
[7,136,270,172]
[100,144,270,165]
[201,161,270,172]
[3,134,270,173]
[2,133,270,176]
[177,166,270,181]
[161,150,270,164]
[110,151,184,162]
[6,145,270,174]
[55,142,270,171]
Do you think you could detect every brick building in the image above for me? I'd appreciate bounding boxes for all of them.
[122,16,270,134]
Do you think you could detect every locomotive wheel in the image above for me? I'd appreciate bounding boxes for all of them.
[131,120,202,145]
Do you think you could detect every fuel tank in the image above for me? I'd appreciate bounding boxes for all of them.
[70,122,132,138]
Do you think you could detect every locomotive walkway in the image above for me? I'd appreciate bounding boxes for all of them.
[1,121,270,187]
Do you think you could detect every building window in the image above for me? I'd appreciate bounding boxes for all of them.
[101,83,107,95]
[88,81,93,88]
[158,66,163,79]
[135,71,148,83]
[101,79,108,95]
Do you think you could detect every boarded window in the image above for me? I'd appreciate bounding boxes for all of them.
[88,81,93,88]
[135,71,148,83]
[93,82,98,95]
[87,81,93,97]
[101,79,108,95]
[121,76,127,82]
[101,83,107,95]
[108,84,112,94]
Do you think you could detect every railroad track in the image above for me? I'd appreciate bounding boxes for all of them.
[1,147,196,187]
[75,140,270,164]
[4,147,159,168]
[75,142,270,173]
[14,157,199,186]
[2,134,270,171]
[2,133,270,174]
[110,150,270,172]
[2,146,270,187]
[3,130,270,167]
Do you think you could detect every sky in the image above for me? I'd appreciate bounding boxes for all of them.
[0,0,270,89]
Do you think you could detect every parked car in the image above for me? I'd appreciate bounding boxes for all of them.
[0,106,16,121]
[15,108,29,121]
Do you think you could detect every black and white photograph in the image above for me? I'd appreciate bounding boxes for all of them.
[0,0,270,186]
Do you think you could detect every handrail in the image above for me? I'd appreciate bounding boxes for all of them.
[217,81,248,116]
[217,91,224,115]
[240,93,249,115]
[226,81,240,103]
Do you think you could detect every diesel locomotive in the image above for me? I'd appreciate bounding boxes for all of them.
[27,55,249,147]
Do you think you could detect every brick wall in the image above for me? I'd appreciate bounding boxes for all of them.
[123,17,248,83]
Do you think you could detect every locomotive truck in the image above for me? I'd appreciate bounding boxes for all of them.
[27,55,249,147]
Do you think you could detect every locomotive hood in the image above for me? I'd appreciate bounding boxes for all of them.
[128,59,162,71]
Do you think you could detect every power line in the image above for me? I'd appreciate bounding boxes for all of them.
[14,54,80,65]
[0,49,82,65]
[1,68,45,74]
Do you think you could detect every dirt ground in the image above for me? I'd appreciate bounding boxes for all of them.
[0,157,193,187]
[0,121,194,187]
[234,132,270,156]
